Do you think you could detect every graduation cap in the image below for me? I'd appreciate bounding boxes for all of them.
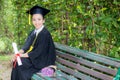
[26,5,50,25]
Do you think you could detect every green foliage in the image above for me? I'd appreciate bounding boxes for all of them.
[0,54,12,61]
[0,0,120,59]
[0,0,15,53]
[0,37,12,54]
[0,39,5,52]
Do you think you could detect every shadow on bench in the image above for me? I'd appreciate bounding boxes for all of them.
[31,42,120,80]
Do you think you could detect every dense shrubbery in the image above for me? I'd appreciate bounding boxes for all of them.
[0,0,120,58]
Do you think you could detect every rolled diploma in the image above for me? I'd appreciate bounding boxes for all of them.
[12,42,22,66]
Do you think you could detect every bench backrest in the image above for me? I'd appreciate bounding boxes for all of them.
[54,43,120,80]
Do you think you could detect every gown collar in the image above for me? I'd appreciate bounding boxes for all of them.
[34,25,44,36]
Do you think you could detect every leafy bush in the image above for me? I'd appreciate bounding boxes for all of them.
[0,0,120,59]
[0,37,12,54]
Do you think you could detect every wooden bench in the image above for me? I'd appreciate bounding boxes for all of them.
[31,42,120,80]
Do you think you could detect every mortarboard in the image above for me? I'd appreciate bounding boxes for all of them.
[26,5,50,25]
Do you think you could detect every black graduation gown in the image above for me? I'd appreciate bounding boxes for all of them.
[11,27,56,80]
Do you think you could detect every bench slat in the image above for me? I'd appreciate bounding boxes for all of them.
[31,74,46,80]
[55,43,120,68]
[56,51,117,76]
[36,73,54,80]
[56,70,78,80]
[56,62,96,80]
[56,57,113,80]
[36,73,68,80]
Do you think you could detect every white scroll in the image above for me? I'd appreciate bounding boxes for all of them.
[12,42,22,66]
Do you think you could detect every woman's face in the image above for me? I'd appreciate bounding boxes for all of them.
[32,14,45,29]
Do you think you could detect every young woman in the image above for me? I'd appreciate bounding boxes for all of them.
[11,5,56,80]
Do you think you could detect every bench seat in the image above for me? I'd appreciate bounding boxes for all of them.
[31,42,120,80]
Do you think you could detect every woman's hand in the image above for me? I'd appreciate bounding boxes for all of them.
[11,53,22,62]
[20,53,29,58]
[19,49,24,54]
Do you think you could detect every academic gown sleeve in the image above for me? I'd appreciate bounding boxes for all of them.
[22,31,35,52]
[28,28,56,69]
[47,33,56,65]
